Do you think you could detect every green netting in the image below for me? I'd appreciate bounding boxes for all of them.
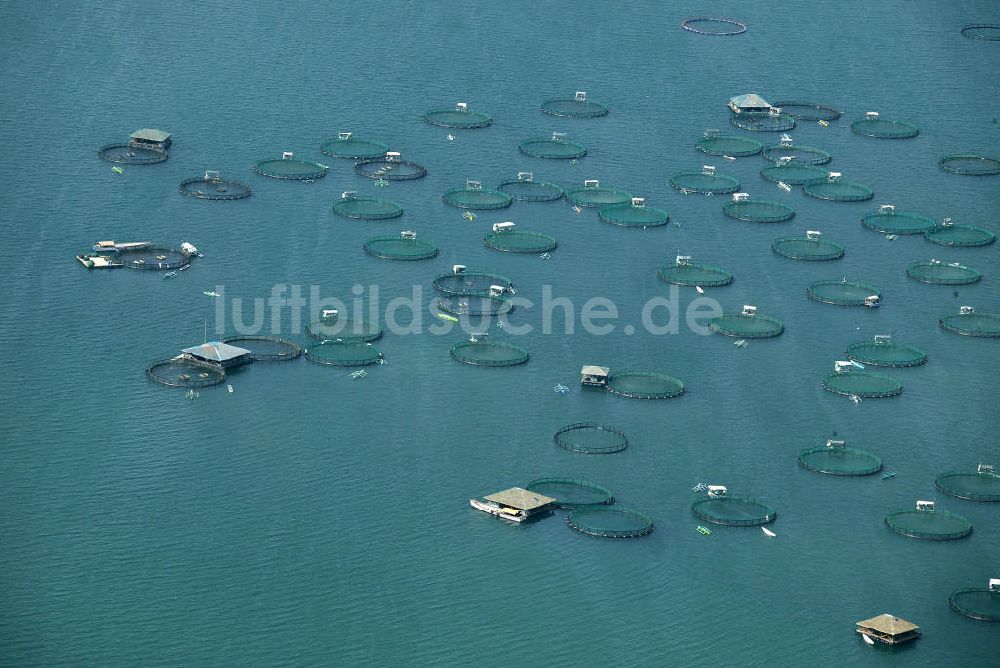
[691,496,776,526]
[949,589,1000,622]
[179,174,252,200]
[304,341,382,367]
[432,271,512,296]
[709,312,783,338]
[354,156,427,180]
[846,338,927,367]
[885,508,972,540]
[771,101,841,122]
[565,182,633,208]
[762,143,831,165]
[496,173,564,201]
[681,17,747,35]
[525,478,614,508]
[851,116,919,138]
[332,193,403,220]
[566,506,654,538]
[423,106,492,129]
[436,295,513,316]
[519,134,587,159]
[442,183,513,210]
[221,336,302,362]
[657,261,733,287]
[925,224,996,247]
[760,163,829,185]
[254,156,328,180]
[939,310,1000,337]
[320,133,388,159]
[146,358,225,387]
[607,371,685,399]
[363,234,438,261]
[961,24,1000,40]
[98,143,168,164]
[598,200,669,228]
[540,93,609,118]
[939,155,1000,176]
[823,371,902,398]
[906,260,981,285]
[723,198,795,223]
[862,209,937,234]
[450,340,529,366]
[669,169,740,194]
[306,316,382,342]
[806,280,881,306]
[935,471,1000,502]
[772,234,845,260]
[553,422,628,454]
[731,111,796,132]
[484,229,557,253]
[121,246,191,271]
[804,177,874,201]
[696,133,762,157]
[797,445,882,476]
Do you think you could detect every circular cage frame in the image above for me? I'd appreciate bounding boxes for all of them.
[760,163,829,185]
[598,202,670,228]
[435,295,514,317]
[681,17,747,36]
[423,108,493,129]
[803,179,874,202]
[949,589,1000,622]
[179,175,251,200]
[354,157,428,180]
[304,341,382,367]
[939,311,1000,337]
[938,155,1000,176]
[525,477,615,508]
[772,235,845,261]
[924,224,996,247]
[254,157,328,180]
[566,506,655,538]
[806,280,881,306]
[862,210,937,235]
[691,496,777,527]
[221,336,302,362]
[565,185,633,208]
[696,134,762,157]
[97,143,168,164]
[961,24,1000,40]
[709,312,784,339]
[332,195,404,220]
[540,96,609,118]
[770,101,841,122]
[822,371,902,398]
[121,247,191,271]
[320,136,389,159]
[797,446,882,476]
[450,340,529,367]
[669,170,741,194]
[606,371,685,399]
[553,422,629,454]
[850,117,919,139]
[657,263,734,287]
[496,175,564,201]
[845,340,927,367]
[762,144,832,165]
[146,358,225,388]
[484,230,557,254]
[723,199,795,223]
[306,317,383,343]
[730,112,796,133]
[432,271,513,296]
[906,261,981,285]
[935,472,1000,502]
[518,137,587,160]
[363,235,439,261]
[885,509,972,541]
[442,186,513,210]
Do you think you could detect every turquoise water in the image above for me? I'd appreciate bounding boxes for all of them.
[1,1,998,665]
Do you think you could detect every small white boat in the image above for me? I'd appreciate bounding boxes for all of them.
[723,155,736,161]
[203,291,221,297]
[734,339,748,348]
[695,285,705,294]
[572,205,582,213]
[818,119,830,128]
[470,498,526,523]
[777,181,792,192]
[762,526,776,537]
[350,369,367,380]
[862,633,875,646]
[447,134,455,141]
[178,264,189,271]
[539,252,551,260]
[850,394,862,405]
[227,384,234,393]
[849,360,865,369]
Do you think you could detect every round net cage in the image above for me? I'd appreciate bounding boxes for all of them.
[709,311,784,338]
[566,506,654,538]
[540,93,609,118]
[442,182,513,210]
[772,234,845,261]
[823,370,902,398]
[450,340,529,367]
[935,471,1000,502]
[598,199,669,228]
[306,316,382,342]
[565,181,633,208]
[846,338,927,367]
[885,508,972,540]
[681,17,747,35]
[949,589,1000,622]
[436,295,513,317]
[770,101,841,122]
[850,115,919,139]
[146,358,225,388]
[320,134,388,159]
[254,155,327,180]
[696,133,762,157]
[906,260,981,285]
[669,169,740,194]
[797,444,882,476]
[332,193,403,220]
[122,247,191,271]
[762,143,831,165]
[553,422,629,454]
[496,173,564,201]
[730,111,796,132]
[760,163,829,185]
[961,24,1000,40]
[97,143,168,164]
[423,105,493,129]
[363,234,438,261]
[221,336,302,362]
[939,154,1000,176]
[862,208,937,235]
[484,229,557,254]
[607,371,685,399]
[657,260,733,287]
[432,271,512,296]
[526,478,614,508]
[354,156,428,180]
[179,173,251,200]
[723,198,795,223]
[940,310,1000,337]
[806,280,881,306]
[803,177,874,202]
[304,341,382,367]
[691,496,776,527]
[518,134,587,159]
[925,224,996,247]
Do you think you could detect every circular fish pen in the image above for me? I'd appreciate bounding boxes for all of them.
[846,338,927,367]
[146,358,225,388]
[484,229,557,254]
[862,208,937,235]
[961,24,1000,40]
[432,271,512,296]
[606,371,685,399]
[320,134,388,159]
[939,155,1000,176]
[97,143,167,164]
[851,115,919,139]
[803,176,874,202]
[496,173,564,201]
[354,156,428,180]
[709,311,783,338]
[598,200,669,228]
[681,17,747,36]
[939,310,1000,337]
[691,496,776,527]
[540,93,609,118]
[761,163,829,185]
[696,133,762,157]
[925,224,995,247]
[772,234,845,261]
[762,143,831,165]
[363,234,438,261]
[450,340,529,367]
[730,112,796,132]
[906,260,981,285]
[885,508,972,540]
[254,155,327,180]
[565,182,632,208]
[525,478,614,508]
[518,135,587,159]
[435,295,513,317]
[723,198,795,223]
[332,193,403,220]
[935,471,1000,502]
[221,336,302,362]
[949,589,1000,622]
[122,247,190,271]
[669,169,740,194]
[657,261,733,287]
[304,341,382,367]
[770,101,841,122]
[423,106,492,129]
[179,173,251,200]
[306,316,382,342]
[442,183,513,210]
[823,371,902,398]
[797,445,882,476]
[553,422,628,454]
[806,280,880,306]
[566,507,654,538]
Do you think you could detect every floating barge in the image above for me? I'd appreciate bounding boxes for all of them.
[470,487,556,523]
[856,614,920,646]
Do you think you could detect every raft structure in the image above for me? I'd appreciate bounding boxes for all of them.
[690,485,776,527]
[772,230,845,261]
[146,340,254,388]
[606,370,685,399]
[823,360,902,398]
[762,134,831,165]
[525,478,614,508]
[806,279,881,307]
[938,154,1000,176]
[885,500,972,541]
[442,179,512,210]
[939,305,1000,337]
[949,579,1000,622]
[566,506,654,538]
[669,164,740,194]
[304,341,383,367]
[761,158,830,185]
[354,151,428,180]
[78,240,200,272]
[797,438,882,476]
[470,487,556,523]
[855,614,920,646]
[846,335,927,368]
[484,222,557,254]
[432,264,514,297]
[540,91,609,118]
[696,129,761,157]
[657,254,733,287]
[98,128,170,164]
[935,463,1000,502]
[423,101,493,128]
[580,365,609,389]
[730,108,796,133]
[496,171,564,201]
[770,100,841,122]
[709,304,783,339]
[306,308,382,343]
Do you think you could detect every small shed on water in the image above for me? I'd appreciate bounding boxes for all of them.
[581,365,609,388]
[728,93,774,114]
[130,128,172,149]
[484,488,556,518]
[181,341,252,369]
[856,614,920,646]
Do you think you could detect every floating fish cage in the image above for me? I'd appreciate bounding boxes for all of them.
[496,172,564,201]
[657,256,733,287]
[306,315,382,342]
[518,132,587,159]
[363,233,438,261]
[442,180,513,210]
[762,140,831,165]
[423,103,493,129]
[564,180,633,208]
[320,133,388,159]
[680,17,747,36]
[178,171,251,200]
[938,154,1000,176]
[906,260,981,285]
[797,440,882,476]
[709,306,784,338]
[806,280,881,306]
[432,270,513,296]
[803,173,874,201]
[598,197,669,228]
[760,163,829,185]
[122,246,190,271]
[770,101,841,122]
[304,341,382,367]
[450,339,529,367]
[939,307,1000,337]
[885,504,972,540]
[221,336,302,362]
[961,24,1000,40]
[862,206,937,235]
[525,477,614,508]
[606,371,685,399]
[566,506,654,538]
[332,192,403,220]
[540,91,609,118]
[97,143,168,164]
[553,422,629,454]
[723,194,795,223]
[850,113,919,139]
[846,336,927,367]
[935,469,1000,502]
[771,231,845,261]
[925,223,996,247]
[484,228,557,254]
[695,132,762,157]
[691,496,776,527]
[823,369,902,398]
[730,111,796,132]
[354,153,428,180]
[254,152,328,180]
[949,588,1000,622]
[146,358,226,387]
[435,295,513,317]
[669,166,740,194]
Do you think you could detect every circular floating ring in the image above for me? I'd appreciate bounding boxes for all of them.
[435,295,513,317]
[761,163,829,185]
[691,496,776,526]
[906,260,981,285]
[862,209,937,235]
[846,339,927,367]
[526,478,614,507]
[518,136,587,159]
[709,312,783,338]
[304,341,382,367]
[332,195,403,220]
[442,186,512,210]
[939,310,1000,337]
[598,201,669,228]
[566,507,654,538]
[98,143,167,164]
[450,340,529,367]
[961,24,1000,40]
[565,184,632,208]
[540,96,609,118]
[681,17,747,36]
[496,175,564,201]
[669,170,740,194]
[432,271,512,296]
[806,280,880,306]
[723,199,795,223]
[935,471,1000,502]
[925,224,996,247]
[306,317,382,342]
[363,235,438,261]
[607,371,685,399]
[823,370,902,398]
[553,422,628,454]
[949,588,1000,622]
[484,230,557,254]
[885,508,972,540]
[797,445,882,476]
[696,133,761,157]
[851,116,919,139]
[179,175,251,200]
[254,157,328,180]
[772,235,845,261]
[939,154,1000,176]
[121,246,190,271]
[423,107,492,129]
[221,336,302,362]
[354,157,427,180]
[762,143,831,165]
[803,179,874,202]
[320,136,388,159]
[657,262,733,287]
[730,112,796,132]
[146,358,225,388]
[770,101,841,122]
